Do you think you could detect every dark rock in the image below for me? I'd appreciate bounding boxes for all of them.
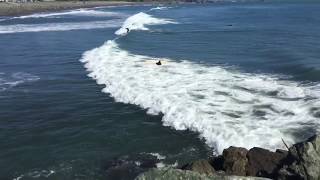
[222,146,248,176]
[135,168,271,180]
[104,154,160,180]
[209,155,224,171]
[278,134,320,180]
[246,147,288,178]
[277,163,304,180]
[182,159,215,175]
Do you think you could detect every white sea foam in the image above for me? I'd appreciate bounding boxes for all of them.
[13,9,123,19]
[0,19,121,34]
[0,72,39,92]
[12,161,76,180]
[146,152,178,168]
[115,12,176,36]
[148,153,166,160]
[13,170,55,180]
[81,40,320,154]
[149,6,171,11]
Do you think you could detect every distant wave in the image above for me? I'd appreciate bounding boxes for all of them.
[81,40,320,154]
[13,9,125,19]
[0,72,39,92]
[149,6,172,11]
[0,19,122,34]
[115,12,176,36]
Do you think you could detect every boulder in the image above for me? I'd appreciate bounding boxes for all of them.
[278,134,320,180]
[209,155,224,171]
[246,147,288,178]
[222,146,248,176]
[135,168,271,180]
[182,159,215,175]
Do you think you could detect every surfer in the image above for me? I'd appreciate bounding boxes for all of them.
[126,28,130,33]
[156,60,162,65]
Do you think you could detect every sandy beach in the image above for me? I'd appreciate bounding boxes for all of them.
[0,1,137,16]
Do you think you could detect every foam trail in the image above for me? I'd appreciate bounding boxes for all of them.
[0,72,39,92]
[13,9,124,19]
[0,19,121,34]
[149,6,171,11]
[115,12,176,36]
[81,40,320,154]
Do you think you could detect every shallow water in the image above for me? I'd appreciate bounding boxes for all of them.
[0,2,320,179]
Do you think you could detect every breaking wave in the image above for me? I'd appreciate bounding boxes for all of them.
[115,12,176,36]
[0,19,121,34]
[13,9,124,19]
[149,6,172,11]
[81,40,320,154]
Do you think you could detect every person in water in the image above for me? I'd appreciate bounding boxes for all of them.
[156,60,162,65]
[126,28,130,33]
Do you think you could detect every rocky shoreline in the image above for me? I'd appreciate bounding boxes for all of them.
[0,1,136,17]
[135,134,320,180]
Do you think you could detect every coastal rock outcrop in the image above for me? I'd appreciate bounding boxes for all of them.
[134,134,320,180]
[278,134,320,180]
[222,146,248,176]
[182,159,215,175]
[246,148,288,178]
[135,168,270,180]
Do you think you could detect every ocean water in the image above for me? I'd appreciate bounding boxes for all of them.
[1,1,320,179]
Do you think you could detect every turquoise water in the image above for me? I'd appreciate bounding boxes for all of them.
[1,2,320,179]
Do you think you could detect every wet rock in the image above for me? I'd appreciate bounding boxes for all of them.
[278,134,320,180]
[104,154,160,180]
[209,155,224,171]
[182,159,215,175]
[223,146,248,176]
[135,168,271,180]
[246,147,288,178]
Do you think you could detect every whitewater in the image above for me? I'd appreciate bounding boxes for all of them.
[80,10,320,154]
[0,9,127,34]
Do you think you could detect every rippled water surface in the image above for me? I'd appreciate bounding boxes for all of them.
[1,2,320,179]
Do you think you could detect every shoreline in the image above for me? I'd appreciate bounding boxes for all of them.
[103,134,320,179]
[0,1,140,17]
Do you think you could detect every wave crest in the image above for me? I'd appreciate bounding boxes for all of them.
[115,12,176,36]
[14,9,124,19]
[149,6,172,11]
[0,19,121,34]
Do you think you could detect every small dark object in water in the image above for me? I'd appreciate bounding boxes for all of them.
[126,28,130,33]
[227,24,233,26]
[156,60,162,65]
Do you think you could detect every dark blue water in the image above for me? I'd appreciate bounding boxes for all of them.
[1,2,320,179]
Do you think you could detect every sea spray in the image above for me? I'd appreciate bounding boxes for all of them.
[115,12,176,36]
